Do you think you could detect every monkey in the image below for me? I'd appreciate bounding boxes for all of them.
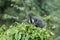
[26,13,45,28]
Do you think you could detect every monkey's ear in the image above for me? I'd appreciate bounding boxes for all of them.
[28,19,31,23]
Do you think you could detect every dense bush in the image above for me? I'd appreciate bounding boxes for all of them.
[0,23,51,40]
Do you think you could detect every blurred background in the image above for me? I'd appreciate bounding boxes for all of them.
[0,0,60,40]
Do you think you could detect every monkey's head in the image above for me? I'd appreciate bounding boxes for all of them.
[26,13,45,28]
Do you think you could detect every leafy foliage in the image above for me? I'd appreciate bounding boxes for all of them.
[0,23,51,40]
[0,0,60,40]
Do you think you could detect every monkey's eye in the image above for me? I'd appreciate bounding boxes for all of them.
[34,19,37,22]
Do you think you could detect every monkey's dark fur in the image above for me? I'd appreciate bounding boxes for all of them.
[26,14,45,28]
